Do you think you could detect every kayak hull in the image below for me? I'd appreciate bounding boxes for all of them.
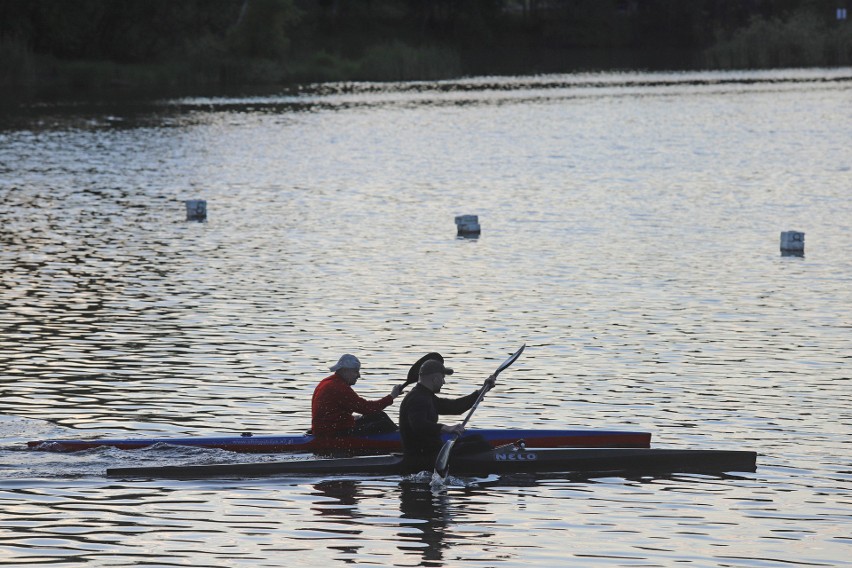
[106,447,757,479]
[27,428,652,454]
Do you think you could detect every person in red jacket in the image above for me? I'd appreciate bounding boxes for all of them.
[311,354,403,437]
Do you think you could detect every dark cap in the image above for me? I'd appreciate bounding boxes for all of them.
[419,358,454,378]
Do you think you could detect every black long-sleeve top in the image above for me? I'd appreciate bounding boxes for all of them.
[398,383,480,471]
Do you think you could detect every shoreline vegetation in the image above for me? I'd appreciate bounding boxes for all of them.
[2,0,851,100]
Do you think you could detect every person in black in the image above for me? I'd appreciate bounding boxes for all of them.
[398,357,495,473]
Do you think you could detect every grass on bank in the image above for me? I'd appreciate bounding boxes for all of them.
[1,35,461,95]
[705,12,852,68]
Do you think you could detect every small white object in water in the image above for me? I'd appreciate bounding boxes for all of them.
[455,214,480,236]
[185,199,207,221]
[780,230,804,254]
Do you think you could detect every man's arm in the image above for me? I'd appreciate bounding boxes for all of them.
[434,390,480,415]
[434,375,496,415]
[339,383,393,415]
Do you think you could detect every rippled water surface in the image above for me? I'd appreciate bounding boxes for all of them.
[1,68,851,567]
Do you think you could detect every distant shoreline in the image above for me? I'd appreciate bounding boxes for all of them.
[2,46,849,105]
[3,1,850,103]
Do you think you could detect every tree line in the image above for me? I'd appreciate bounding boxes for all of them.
[1,0,850,91]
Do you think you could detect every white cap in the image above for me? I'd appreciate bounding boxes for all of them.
[330,354,361,372]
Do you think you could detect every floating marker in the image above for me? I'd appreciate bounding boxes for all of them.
[780,230,804,256]
[185,199,207,221]
[455,214,481,236]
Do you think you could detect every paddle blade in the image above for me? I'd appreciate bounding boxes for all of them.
[406,352,444,386]
[434,437,456,479]
[494,344,525,377]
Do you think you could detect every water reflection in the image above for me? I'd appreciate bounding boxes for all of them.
[398,481,452,564]
[311,480,362,516]
[307,479,478,565]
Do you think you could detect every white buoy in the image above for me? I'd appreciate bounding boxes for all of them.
[185,199,207,221]
[455,214,480,236]
[780,230,804,255]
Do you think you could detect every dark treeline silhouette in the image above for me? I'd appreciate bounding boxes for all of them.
[1,0,850,91]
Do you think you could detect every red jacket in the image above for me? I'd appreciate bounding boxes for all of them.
[311,374,393,436]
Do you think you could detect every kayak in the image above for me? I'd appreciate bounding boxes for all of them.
[27,428,652,454]
[106,447,757,479]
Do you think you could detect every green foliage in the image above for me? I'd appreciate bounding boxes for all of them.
[1,0,850,93]
[537,0,629,48]
[704,10,850,68]
[0,36,36,85]
[29,0,107,58]
[0,0,243,63]
[824,23,852,66]
[634,0,708,48]
[287,42,460,83]
[289,51,359,83]
[357,42,461,81]
[227,0,301,59]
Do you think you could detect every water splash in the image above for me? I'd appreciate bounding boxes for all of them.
[429,471,446,492]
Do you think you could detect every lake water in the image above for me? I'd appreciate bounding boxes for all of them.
[1,68,851,567]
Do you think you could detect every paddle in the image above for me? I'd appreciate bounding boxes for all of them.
[433,344,526,480]
[399,352,444,394]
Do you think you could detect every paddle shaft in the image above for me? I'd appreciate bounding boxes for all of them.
[459,344,526,429]
[457,379,491,430]
[395,375,418,396]
[432,379,492,477]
